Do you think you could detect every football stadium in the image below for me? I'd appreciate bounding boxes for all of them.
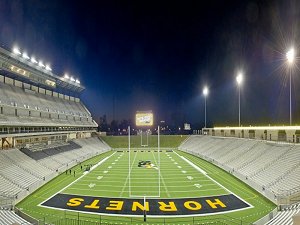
[1,1,300,225]
[0,42,299,225]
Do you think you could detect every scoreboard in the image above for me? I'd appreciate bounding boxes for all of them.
[135,111,153,127]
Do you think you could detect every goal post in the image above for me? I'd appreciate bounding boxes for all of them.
[140,129,149,147]
[128,125,131,196]
[128,125,161,198]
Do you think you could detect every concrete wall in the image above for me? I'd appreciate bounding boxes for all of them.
[293,213,300,225]
[205,127,300,143]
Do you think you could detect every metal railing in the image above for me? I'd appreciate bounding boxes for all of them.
[25,210,249,225]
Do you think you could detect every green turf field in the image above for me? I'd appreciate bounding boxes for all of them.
[101,135,188,148]
[16,136,276,225]
[61,150,229,199]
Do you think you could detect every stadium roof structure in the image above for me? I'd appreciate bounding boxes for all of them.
[0,46,85,94]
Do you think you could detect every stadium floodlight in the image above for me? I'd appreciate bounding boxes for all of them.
[64,74,70,79]
[203,86,208,96]
[75,79,80,84]
[236,72,243,127]
[236,72,243,85]
[45,64,52,71]
[38,61,45,68]
[12,47,21,55]
[70,77,75,82]
[22,52,30,60]
[202,86,209,128]
[286,47,296,125]
[31,56,38,64]
[286,48,295,64]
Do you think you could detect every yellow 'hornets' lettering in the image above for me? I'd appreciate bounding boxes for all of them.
[84,200,100,209]
[206,199,226,209]
[67,198,84,207]
[184,201,202,210]
[158,202,177,211]
[106,201,124,210]
[132,201,149,211]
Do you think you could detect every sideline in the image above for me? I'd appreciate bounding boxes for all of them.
[173,151,254,209]
[38,151,116,207]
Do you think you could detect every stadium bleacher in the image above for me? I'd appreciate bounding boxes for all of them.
[0,80,96,128]
[0,137,110,200]
[179,135,300,197]
[265,203,300,225]
[0,209,32,225]
[0,44,108,224]
[179,135,300,224]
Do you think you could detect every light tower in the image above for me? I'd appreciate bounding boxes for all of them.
[203,86,209,128]
[236,72,243,127]
[286,47,295,126]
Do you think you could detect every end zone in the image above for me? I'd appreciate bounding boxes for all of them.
[40,193,251,217]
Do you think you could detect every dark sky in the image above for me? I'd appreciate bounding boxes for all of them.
[1,0,300,128]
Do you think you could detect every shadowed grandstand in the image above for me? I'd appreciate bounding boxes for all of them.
[20,141,82,160]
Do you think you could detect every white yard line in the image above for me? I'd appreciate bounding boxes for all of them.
[66,187,224,193]
[173,151,254,209]
[151,151,171,198]
[173,151,229,192]
[62,153,116,192]
[39,151,116,207]
[70,183,218,188]
[119,151,138,197]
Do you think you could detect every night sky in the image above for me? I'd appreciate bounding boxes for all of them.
[0,0,300,128]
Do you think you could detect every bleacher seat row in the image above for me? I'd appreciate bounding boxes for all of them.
[179,135,300,225]
[265,203,300,225]
[0,137,111,199]
[179,135,300,197]
[0,80,97,128]
[0,209,32,225]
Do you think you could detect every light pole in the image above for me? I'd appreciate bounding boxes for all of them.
[203,86,209,128]
[286,48,295,126]
[236,73,243,127]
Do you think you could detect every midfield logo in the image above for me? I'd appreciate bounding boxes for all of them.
[138,160,157,169]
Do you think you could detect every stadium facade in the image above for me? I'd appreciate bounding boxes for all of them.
[0,45,112,209]
[0,45,97,150]
[203,126,300,143]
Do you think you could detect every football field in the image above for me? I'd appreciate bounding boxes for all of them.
[60,150,229,198]
[18,147,276,224]
[40,149,253,218]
